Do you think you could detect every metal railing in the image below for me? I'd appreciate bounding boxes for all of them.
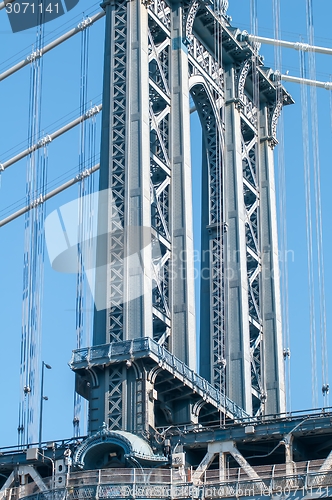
[70,338,250,421]
[3,464,332,500]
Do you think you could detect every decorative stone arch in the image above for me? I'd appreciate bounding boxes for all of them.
[189,75,224,146]
[87,367,98,387]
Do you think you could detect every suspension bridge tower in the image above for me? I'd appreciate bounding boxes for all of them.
[7,0,325,495]
[66,0,291,464]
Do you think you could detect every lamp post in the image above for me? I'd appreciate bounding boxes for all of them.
[37,450,55,492]
[38,361,52,449]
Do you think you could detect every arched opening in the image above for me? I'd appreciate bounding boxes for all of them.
[189,80,225,395]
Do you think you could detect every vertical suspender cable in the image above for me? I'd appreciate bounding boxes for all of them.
[73,20,88,438]
[81,30,96,436]
[299,46,318,409]
[82,109,97,434]
[250,0,263,415]
[31,20,47,445]
[18,41,37,446]
[250,0,258,48]
[219,4,226,428]
[305,0,329,406]
[212,0,224,426]
[73,18,93,437]
[214,0,226,427]
[272,0,291,411]
[85,111,97,347]
[18,14,46,445]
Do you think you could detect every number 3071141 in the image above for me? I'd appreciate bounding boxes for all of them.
[6,2,59,14]
[6,0,79,32]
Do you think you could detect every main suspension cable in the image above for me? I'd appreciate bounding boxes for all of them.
[0,11,105,82]
[0,152,100,219]
[0,104,102,172]
[0,164,100,228]
[0,93,102,160]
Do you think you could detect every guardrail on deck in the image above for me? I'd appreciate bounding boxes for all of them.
[3,463,332,500]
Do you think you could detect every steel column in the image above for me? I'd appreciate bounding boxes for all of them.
[91,0,153,433]
[258,104,286,414]
[169,1,196,371]
[224,65,252,414]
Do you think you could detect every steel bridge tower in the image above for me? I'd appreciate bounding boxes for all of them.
[70,0,290,448]
[9,2,332,498]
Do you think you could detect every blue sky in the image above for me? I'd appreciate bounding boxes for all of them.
[1,0,332,448]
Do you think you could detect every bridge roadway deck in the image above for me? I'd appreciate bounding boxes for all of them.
[1,411,332,471]
[163,410,332,465]
[2,462,332,500]
[1,411,332,476]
